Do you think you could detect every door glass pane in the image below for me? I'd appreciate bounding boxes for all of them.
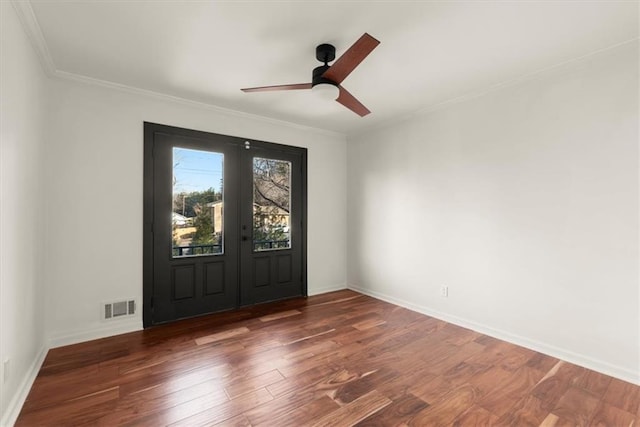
[172,147,224,257]
[253,157,291,251]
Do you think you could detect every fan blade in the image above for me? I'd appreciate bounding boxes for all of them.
[322,33,380,84]
[336,86,370,117]
[241,83,312,92]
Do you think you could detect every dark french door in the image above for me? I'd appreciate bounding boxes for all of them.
[143,123,307,326]
[239,145,304,306]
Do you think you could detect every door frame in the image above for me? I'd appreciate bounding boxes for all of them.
[143,122,308,327]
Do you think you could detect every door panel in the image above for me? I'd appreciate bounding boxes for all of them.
[150,132,239,324]
[240,145,304,305]
[143,123,306,327]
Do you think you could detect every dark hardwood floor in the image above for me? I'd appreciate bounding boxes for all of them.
[16,290,639,426]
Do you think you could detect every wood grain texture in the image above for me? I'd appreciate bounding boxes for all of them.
[311,390,392,427]
[604,377,640,414]
[259,309,301,322]
[354,393,428,426]
[590,401,635,427]
[241,83,312,92]
[194,326,249,345]
[452,405,499,426]
[322,33,380,84]
[336,86,370,117]
[550,386,600,425]
[15,290,640,426]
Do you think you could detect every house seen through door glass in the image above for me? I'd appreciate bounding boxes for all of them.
[253,157,291,251]
[172,147,224,257]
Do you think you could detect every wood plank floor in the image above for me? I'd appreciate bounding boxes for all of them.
[16,290,639,426]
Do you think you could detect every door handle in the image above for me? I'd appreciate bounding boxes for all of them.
[242,235,248,241]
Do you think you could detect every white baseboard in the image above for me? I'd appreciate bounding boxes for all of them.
[308,283,347,296]
[0,345,47,427]
[48,319,143,349]
[348,284,640,386]
[1,321,142,426]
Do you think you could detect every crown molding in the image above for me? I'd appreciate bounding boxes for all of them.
[9,1,345,139]
[18,0,633,141]
[11,0,56,76]
[53,69,346,139]
[348,37,640,139]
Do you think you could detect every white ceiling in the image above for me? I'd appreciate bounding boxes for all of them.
[27,1,638,135]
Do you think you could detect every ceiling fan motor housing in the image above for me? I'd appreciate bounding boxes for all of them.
[312,65,336,88]
[313,44,337,88]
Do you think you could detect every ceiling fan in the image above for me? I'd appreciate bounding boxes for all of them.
[241,33,380,117]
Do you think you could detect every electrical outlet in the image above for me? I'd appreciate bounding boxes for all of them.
[440,285,449,297]
[3,358,10,384]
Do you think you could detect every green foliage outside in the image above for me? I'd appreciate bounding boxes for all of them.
[173,159,293,253]
[173,187,221,218]
[173,187,222,255]
[252,158,291,250]
[253,205,289,250]
[191,206,215,245]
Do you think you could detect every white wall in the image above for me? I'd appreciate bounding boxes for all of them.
[0,3,49,424]
[3,4,637,425]
[347,41,639,383]
[45,78,347,346]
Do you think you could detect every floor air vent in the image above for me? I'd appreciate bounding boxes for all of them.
[103,300,136,320]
